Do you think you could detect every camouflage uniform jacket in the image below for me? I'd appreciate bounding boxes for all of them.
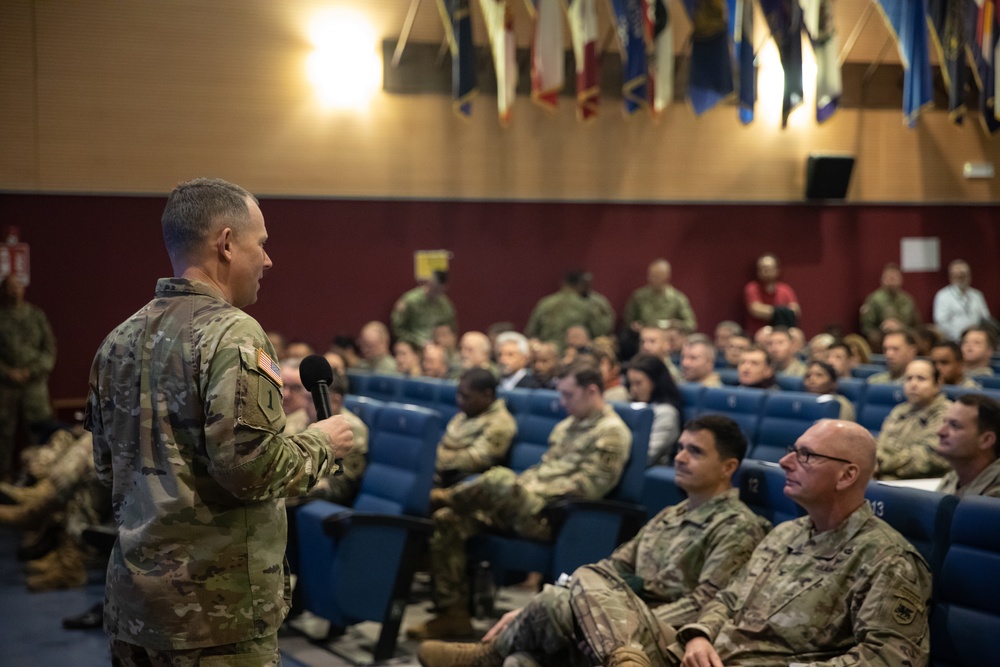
[866,371,903,385]
[0,301,56,385]
[859,288,921,340]
[936,457,1000,498]
[86,278,339,650]
[391,286,457,346]
[436,398,516,474]
[623,285,697,332]
[518,404,631,504]
[286,407,369,505]
[607,488,770,626]
[876,393,951,480]
[672,502,931,667]
[778,358,808,377]
[525,287,615,344]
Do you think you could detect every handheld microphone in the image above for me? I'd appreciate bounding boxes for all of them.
[299,354,343,475]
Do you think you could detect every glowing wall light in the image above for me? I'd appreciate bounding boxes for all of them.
[306,9,382,110]
[755,35,819,129]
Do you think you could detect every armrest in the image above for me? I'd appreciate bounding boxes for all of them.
[544,497,647,524]
[323,511,434,539]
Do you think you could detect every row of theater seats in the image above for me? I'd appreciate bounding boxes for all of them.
[336,374,1000,667]
[641,463,1000,667]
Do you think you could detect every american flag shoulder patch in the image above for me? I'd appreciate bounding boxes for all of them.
[257,348,283,387]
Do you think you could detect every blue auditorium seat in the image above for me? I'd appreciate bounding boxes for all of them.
[774,374,805,392]
[863,482,958,577]
[345,369,371,397]
[508,389,566,473]
[365,373,405,403]
[640,466,687,519]
[435,381,461,422]
[700,387,767,446]
[836,377,867,410]
[716,368,740,386]
[751,392,841,463]
[851,363,886,379]
[678,383,706,421]
[734,459,803,525]
[295,404,441,661]
[930,495,1000,667]
[977,375,1000,390]
[400,376,450,410]
[498,386,532,417]
[856,383,906,435]
[341,395,386,436]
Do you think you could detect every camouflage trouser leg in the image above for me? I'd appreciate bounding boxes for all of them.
[431,468,551,609]
[569,562,676,667]
[110,634,281,666]
[0,382,52,479]
[492,584,582,667]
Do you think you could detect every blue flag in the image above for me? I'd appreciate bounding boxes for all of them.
[611,0,649,114]
[927,0,968,123]
[759,0,804,127]
[443,0,478,118]
[729,0,756,123]
[965,0,1000,134]
[683,0,735,115]
[875,0,934,127]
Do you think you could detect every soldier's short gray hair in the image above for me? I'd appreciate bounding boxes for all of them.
[496,331,530,355]
[162,178,257,263]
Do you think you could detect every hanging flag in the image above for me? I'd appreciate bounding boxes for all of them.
[801,0,842,122]
[759,0,805,127]
[480,0,519,125]
[927,0,967,123]
[682,0,735,115]
[438,0,479,118]
[965,0,1000,133]
[874,0,934,127]
[645,0,674,114]
[611,0,650,114]
[729,0,757,124]
[567,0,600,120]
[530,0,565,110]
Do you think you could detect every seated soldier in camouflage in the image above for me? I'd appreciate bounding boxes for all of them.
[417,415,770,667]
[407,363,632,641]
[876,359,951,480]
[435,369,517,488]
[668,421,931,667]
[935,393,1000,497]
[0,422,102,591]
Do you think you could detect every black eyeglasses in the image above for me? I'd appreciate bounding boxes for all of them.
[786,444,854,466]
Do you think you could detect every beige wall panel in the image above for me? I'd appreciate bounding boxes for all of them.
[0,1,39,185]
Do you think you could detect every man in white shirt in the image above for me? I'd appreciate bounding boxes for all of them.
[934,260,991,342]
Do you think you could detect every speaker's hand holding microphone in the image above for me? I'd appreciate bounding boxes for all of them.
[299,355,352,473]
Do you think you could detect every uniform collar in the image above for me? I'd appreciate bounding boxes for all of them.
[155,277,228,302]
[791,501,873,559]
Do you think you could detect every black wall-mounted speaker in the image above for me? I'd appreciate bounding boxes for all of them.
[805,154,855,200]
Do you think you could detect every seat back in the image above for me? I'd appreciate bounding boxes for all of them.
[735,459,803,525]
[836,377,867,410]
[850,364,885,379]
[863,482,958,576]
[400,377,449,410]
[856,383,906,435]
[678,383,706,421]
[930,496,1000,667]
[640,465,687,518]
[342,395,386,437]
[774,374,805,392]
[365,373,405,403]
[751,392,840,462]
[354,405,442,516]
[509,389,566,473]
[716,368,740,386]
[980,375,1000,390]
[345,369,371,397]
[608,402,653,503]
[701,387,767,445]
[498,387,532,417]
[435,382,461,423]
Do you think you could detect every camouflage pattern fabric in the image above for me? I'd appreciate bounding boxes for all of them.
[778,359,808,377]
[622,286,697,332]
[937,457,1000,497]
[308,407,368,504]
[391,286,457,346]
[430,405,630,608]
[865,371,903,385]
[876,393,951,480]
[86,278,338,650]
[524,287,616,345]
[359,354,398,374]
[859,288,921,342]
[436,398,516,476]
[668,502,932,666]
[109,633,280,666]
[0,301,56,478]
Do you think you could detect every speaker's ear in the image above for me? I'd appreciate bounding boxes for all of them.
[805,154,855,200]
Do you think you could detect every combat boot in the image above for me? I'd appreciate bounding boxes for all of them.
[26,535,87,592]
[606,646,653,667]
[406,605,475,640]
[0,479,54,506]
[26,548,61,574]
[417,640,502,667]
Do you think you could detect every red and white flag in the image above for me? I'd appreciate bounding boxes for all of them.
[480,0,519,125]
[531,0,565,110]
[567,0,600,120]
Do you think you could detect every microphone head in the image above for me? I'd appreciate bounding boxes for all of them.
[299,354,334,391]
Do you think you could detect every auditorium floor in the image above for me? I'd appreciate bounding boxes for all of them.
[0,528,534,667]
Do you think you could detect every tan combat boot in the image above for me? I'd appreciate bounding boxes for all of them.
[606,646,653,667]
[26,535,87,592]
[26,548,61,574]
[406,605,475,640]
[417,639,502,667]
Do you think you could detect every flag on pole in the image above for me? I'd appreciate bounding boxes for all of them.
[611,0,650,114]
[874,0,934,127]
[645,0,674,114]
[530,0,565,110]
[759,0,805,127]
[438,0,479,118]
[927,0,968,123]
[729,0,756,124]
[567,0,600,119]
[682,0,735,115]
[965,0,1000,134]
[480,0,519,125]
[802,0,842,122]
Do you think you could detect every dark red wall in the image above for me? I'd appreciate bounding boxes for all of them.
[3,193,997,401]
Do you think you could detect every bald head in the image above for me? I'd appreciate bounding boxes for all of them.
[460,331,492,369]
[815,419,877,483]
